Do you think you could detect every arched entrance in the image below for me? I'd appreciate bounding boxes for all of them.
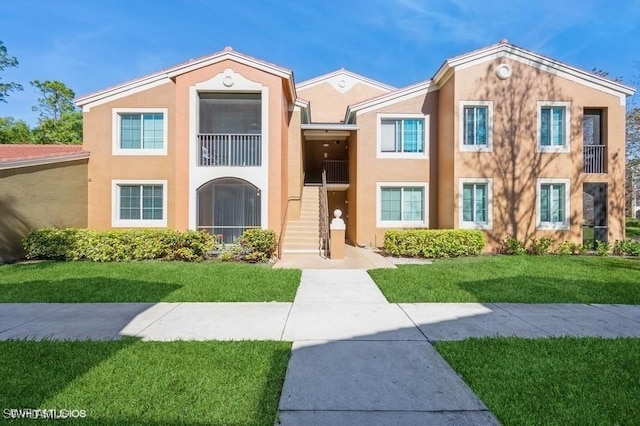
[197,178,261,244]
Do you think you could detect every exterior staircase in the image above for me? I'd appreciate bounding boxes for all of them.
[281,186,321,254]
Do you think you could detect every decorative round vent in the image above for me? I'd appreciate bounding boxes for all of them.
[496,63,512,80]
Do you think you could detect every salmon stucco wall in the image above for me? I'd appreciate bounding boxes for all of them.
[450,57,627,251]
[353,90,438,247]
[0,160,88,262]
[83,82,176,229]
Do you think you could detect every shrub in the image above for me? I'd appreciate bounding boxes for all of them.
[237,229,277,263]
[23,228,216,262]
[556,241,574,256]
[501,236,527,255]
[383,229,485,258]
[595,240,611,256]
[528,236,555,255]
[613,240,640,257]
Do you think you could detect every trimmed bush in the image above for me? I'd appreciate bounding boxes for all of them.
[23,228,216,262]
[527,236,555,255]
[613,240,640,257]
[237,229,278,263]
[501,236,527,255]
[383,229,485,258]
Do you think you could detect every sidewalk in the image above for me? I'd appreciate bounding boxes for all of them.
[2,269,640,425]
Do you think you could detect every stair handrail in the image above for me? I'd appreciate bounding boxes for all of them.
[319,170,330,258]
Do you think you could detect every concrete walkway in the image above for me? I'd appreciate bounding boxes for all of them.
[3,269,640,425]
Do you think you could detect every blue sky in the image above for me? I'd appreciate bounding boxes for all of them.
[2,0,639,125]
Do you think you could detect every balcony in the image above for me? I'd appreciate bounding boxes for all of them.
[198,134,261,167]
[324,160,349,184]
[583,145,605,174]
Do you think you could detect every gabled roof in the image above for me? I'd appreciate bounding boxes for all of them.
[297,68,395,92]
[0,144,89,170]
[76,47,296,110]
[432,40,635,102]
[345,79,434,122]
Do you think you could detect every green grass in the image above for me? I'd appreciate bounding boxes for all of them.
[369,255,640,303]
[1,339,290,425]
[435,337,640,426]
[628,225,640,239]
[0,261,301,302]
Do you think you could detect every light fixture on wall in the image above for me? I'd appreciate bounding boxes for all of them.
[322,143,329,147]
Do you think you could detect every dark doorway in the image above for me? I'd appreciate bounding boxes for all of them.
[583,183,607,246]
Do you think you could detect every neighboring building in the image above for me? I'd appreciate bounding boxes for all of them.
[0,145,89,261]
[75,41,635,254]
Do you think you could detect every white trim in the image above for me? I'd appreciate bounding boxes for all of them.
[188,69,269,231]
[297,69,395,92]
[458,178,493,230]
[432,43,634,105]
[536,178,571,230]
[537,101,571,153]
[376,182,429,228]
[80,80,171,112]
[112,179,168,228]
[459,101,493,152]
[76,49,295,109]
[376,113,429,159]
[347,80,433,119]
[112,108,168,156]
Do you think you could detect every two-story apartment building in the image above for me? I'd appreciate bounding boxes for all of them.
[75,41,634,254]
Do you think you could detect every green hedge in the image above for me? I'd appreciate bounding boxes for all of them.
[384,229,485,258]
[219,229,278,263]
[23,228,216,262]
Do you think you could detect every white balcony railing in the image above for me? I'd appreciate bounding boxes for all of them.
[583,145,605,174]
[198,134,261,167]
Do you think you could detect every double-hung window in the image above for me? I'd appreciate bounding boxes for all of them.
[538,102,570,152]
[537,178,570,230]
[377,183,428,227]
[113,108,168,155]
[377,114,428,158]
[459,178,492,229]
[112,180,167,227]
[460,101,492,151]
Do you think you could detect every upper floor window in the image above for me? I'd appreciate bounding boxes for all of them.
[377,114,428,159]
[460,101,493,151]
[538,102,570,153]
[112,108,168,156]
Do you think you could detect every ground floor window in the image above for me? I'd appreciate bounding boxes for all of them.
[537,178,570,230]
[112,180,167,227]
[377,183,428,228]
[197,178,261,243]
[459,178,492,229]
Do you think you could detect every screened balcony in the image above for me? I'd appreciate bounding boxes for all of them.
[198,93,262,167]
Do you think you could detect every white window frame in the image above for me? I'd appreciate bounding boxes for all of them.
[536,178,570,230]
[112,179,168,227]
[537,101,571,153]
[376,182,429,228]
[459,101,493,152]
[112,108,168,156]
[458,178,493,229]
[376,113,429,159]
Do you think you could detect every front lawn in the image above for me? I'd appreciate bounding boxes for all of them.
[369,255,640,303]
[1,339,290,425]
[435,337,640,425]
[0,261,301,302]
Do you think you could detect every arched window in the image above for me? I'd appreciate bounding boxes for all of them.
[197,178,261,244]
